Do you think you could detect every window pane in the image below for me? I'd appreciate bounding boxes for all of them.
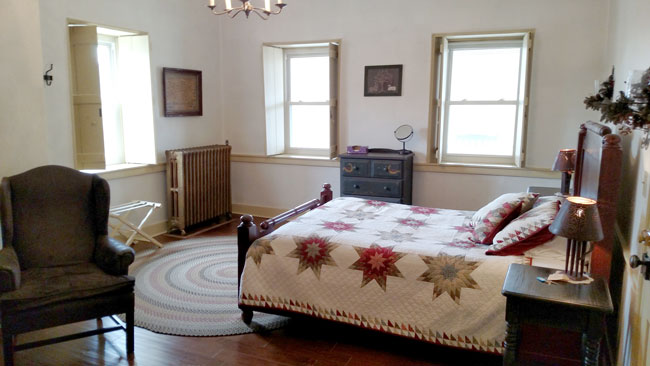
[290,56,329,102]
[446,105,516,156]
[97,42,125,165]
[449,47,521,101]
[290,105,329,149]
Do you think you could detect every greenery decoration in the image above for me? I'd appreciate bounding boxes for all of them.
[584,67,650,145]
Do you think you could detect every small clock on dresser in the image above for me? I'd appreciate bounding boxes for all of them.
[339,150,413,204]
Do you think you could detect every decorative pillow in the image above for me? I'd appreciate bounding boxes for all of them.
[470,192,539,244]
[486,198,561,256]
[533,195,563,208]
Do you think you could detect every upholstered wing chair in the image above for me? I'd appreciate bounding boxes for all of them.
[0,165,135,366]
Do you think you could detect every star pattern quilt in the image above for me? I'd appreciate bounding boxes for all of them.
[239,197,534,354]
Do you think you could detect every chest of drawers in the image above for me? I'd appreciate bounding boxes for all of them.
[339,151,413,204]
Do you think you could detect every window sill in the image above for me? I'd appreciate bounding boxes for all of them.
[414,162,559,178]
[82,163,165,180]
[230,154,558,178]
[231,154,338,167]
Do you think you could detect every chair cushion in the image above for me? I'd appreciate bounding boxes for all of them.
[0,263,133,312]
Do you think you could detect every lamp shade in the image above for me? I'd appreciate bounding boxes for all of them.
[552,149,576,172]
[549,196,603,241]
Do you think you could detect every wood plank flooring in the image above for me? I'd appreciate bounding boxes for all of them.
[2,218,502,366]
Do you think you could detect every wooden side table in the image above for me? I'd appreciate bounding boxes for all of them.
[501,264,613,366]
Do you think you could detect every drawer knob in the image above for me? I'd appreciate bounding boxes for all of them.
[353,184,360,189]
[383,167,388,172]
[354,166,359,171]
[384,186,390,191]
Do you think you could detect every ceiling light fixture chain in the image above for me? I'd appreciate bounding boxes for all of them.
[208,0,286,20]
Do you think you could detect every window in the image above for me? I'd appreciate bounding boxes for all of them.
[263,41,340,158]
[429,32,532,166]
[68,22,155,170]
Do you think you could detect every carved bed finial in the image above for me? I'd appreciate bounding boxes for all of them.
[240,214,253,224]
[320,183,333,204]
[602,134,622,150]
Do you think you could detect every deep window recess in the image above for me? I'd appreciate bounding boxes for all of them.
[68,21,156,170]
[263,41,340,158]
[429,32,533,166]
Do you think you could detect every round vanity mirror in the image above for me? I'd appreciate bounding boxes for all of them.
[394,124,413,154]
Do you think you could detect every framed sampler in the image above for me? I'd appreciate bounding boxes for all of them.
[163,67,203,117]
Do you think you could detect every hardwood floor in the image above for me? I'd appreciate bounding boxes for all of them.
[2,218,502,366]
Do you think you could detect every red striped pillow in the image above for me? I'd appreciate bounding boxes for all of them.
[486,198,561,256]
[470,192,539,244]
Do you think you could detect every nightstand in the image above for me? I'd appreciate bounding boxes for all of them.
[501,264,613,366]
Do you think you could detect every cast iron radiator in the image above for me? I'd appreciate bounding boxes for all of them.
[165,144,232,234]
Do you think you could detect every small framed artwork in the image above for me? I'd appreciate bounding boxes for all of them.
[163,67,203,117]
[364,64,403,97]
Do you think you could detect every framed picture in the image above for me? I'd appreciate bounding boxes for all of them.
[163,67,203,117]
[364,64,403,97]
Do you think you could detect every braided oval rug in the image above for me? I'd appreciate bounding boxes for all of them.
[129,236,288,336]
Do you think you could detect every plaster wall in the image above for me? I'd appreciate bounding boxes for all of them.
[33,0,224,224]
[224,0,607,209]
[0,0,49,178]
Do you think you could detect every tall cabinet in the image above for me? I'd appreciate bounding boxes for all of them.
[339,151,414,204]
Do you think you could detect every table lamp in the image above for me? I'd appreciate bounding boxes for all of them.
[548,196,603,280]
[552,149,576,195]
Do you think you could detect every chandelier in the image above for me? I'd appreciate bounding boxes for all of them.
[208,0,287,20]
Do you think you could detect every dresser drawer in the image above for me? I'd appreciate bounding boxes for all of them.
[371,160,403,179]
[341,159,370,177]
[342,178,402,198]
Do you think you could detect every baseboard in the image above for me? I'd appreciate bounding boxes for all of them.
[232,203,287,219]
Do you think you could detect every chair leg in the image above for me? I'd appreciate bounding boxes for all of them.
[126,295,134,355]
[2,333,14,366]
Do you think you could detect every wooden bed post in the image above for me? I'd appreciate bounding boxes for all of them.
[591,134,622,281]
[237,183,332,324]
[320,183,333,205]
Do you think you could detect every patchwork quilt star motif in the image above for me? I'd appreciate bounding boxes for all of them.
[418,253,481,304]
[246,236,276,267]
[349,244,405,291]
[286,236,339,279]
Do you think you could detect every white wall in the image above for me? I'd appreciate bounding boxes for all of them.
[223,0,606,210]
[603,0,650,363]
[0,0,49,178]
[27,0,225,224]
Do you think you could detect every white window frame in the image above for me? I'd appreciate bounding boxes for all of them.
[97,34,126,166]
[284,47,330,156]
[262,41,340,159]
[429,31,533,167]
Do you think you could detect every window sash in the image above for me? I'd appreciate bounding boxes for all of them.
[284,49,330,155]
[437,34,529,166]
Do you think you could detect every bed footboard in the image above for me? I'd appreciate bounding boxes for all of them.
[237,183,332,322]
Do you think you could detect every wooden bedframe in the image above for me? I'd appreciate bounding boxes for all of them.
[236,120,623,343]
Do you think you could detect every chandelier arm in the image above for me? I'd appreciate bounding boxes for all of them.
[252,9,269,20]
[228,9,244,18]
[209,7,233,15]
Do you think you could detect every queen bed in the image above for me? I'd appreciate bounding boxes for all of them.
[236,121,622,355]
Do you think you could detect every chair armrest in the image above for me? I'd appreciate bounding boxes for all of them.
[95,235,135,276]
[0,246,20,293]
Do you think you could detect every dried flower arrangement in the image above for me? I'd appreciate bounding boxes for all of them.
[584,67,650,146]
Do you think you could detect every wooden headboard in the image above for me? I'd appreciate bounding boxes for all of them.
[573,121,623,281]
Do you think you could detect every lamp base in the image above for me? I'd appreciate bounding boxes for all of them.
[564,239,589,280]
